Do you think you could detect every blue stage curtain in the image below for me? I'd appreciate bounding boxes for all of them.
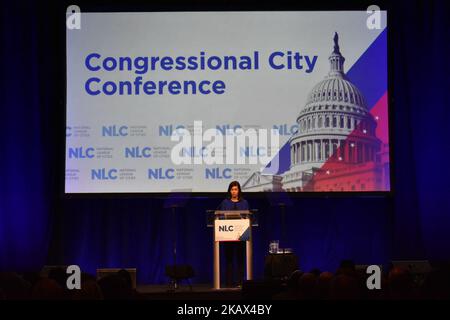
[1,0,449,283]
[390,0,450,259]
[0,1,53,271]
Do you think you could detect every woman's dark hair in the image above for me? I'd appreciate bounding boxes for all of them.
[227,181,242,200]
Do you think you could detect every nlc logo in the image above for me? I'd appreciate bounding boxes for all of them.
[273,124,299,136]
[68,147,95,159]
[148,168,175,180]
[219,225,234,232]
[215,124,243,135]
[125,147,151,158]
[102,125,128,137]
[159,125,186,137]
[205,168,232,179]
[240,147,267,157]
[91,168,117,180]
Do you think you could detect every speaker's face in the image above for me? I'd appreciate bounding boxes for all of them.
[230,186,239,199]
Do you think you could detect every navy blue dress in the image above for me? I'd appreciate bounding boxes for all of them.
[218,198,249,287]
[219,198,249,211]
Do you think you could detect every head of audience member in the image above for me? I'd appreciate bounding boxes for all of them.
[330,274,360,299]
[336,260,357,277]
[117,269,133,291]
[297,273,317,299]
[309,268,321,277]
[81,272,97,282]
[283,270,300,292]
[48,267,69,289]
[388,267,415,299]
[98,274,131,300]
[71,279,103,300]
[421,268,450,299]
[0,272,31,300]
[21,272,41,289]
[31,278,65,300]
[316,272,334,299]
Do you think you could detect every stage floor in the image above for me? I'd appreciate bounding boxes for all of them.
[136,284,243,300]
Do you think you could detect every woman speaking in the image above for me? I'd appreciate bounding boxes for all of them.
[218,181,249,288]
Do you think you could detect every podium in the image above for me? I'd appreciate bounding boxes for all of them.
[207,210,257,289]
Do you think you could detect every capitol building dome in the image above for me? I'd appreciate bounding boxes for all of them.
[282,33,381,191]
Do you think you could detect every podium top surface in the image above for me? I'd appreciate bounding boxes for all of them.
[206,210,258,226]
[213,210,252,215]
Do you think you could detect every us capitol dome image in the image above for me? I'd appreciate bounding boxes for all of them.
[242,33,389,192]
